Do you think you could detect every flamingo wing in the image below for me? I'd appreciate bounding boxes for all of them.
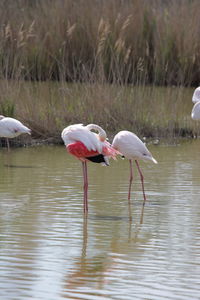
[61,124,102,153]
[67,141,100,158]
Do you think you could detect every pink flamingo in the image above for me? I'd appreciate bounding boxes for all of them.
[112,131,157,206]
[61,123,120,213]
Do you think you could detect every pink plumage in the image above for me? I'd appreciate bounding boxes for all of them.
[61,123,120,213]
[67,140,119,163]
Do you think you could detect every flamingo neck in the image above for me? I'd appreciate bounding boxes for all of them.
[86,124,107,142]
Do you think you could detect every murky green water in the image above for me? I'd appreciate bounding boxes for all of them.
[0,140,200,300]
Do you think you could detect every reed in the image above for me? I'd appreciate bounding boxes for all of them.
[0,0,199,85]
[0,80,197,144]
[0,1,199,144]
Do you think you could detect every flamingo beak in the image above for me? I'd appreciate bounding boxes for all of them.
[151,157,158,164]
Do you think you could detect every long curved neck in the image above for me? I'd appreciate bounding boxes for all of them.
[86,124,107,141]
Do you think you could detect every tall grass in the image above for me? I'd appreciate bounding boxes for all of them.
[0,80,197,143]
[0,1,199,144]
[0,0,200,85]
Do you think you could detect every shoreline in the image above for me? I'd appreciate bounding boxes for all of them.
[0,133,196,150]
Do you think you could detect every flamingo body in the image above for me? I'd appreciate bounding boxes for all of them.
[0,115,31,150]
[0,116,31,138]
[191,87,200,120]
[67,140,117,165]
[112,130,157,163]
[67,141,100,159]
[191,101,200,120]
[62,124,119,165]
[62,124,102,152]
[112,130,157,206]
[192,87,200,104]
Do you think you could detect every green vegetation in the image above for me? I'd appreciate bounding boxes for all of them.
[0,0,199,144]
[0,80,197,144]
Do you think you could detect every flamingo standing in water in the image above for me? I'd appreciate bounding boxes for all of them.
[61,123,120,213]
[191,87,200,120]
[112,130,157,206]
[0,115,31,150]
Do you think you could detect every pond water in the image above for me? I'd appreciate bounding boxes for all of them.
[0,140,200,300]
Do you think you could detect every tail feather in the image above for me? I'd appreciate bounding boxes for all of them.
[85,154,109,165]
[103,141,122,159]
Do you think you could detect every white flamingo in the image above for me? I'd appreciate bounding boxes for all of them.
[191,87,200,120]
[192,86,200,104]
[191,101,200,120]
[61,123,120,213]
[0,115,31,150]
[112,130,157,206]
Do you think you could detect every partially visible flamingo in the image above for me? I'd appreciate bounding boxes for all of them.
[61,123,120,213]
[191,101,200,120]
[112,130,157,206]
[0,115,31,150]
[192,86,200,104]
[191,87,200,120]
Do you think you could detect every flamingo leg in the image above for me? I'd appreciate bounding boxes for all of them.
[6,138,10,151]
[82,161,88,213]
[128,159,133,201]
[84,161,88,212]
[82,214,88,257]
[128,159,133,221]
[82,162,86,212]
[135,160,147,206]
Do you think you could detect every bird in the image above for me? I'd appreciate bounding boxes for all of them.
[112,130,157,206]
[0,115,31,150]
[192,86,200,104]
[191,87,200,120]
[191,101,200,120]
[61,123,120,213]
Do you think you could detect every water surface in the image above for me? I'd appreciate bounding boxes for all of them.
[0,141,200,299]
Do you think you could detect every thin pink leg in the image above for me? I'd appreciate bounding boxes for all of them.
[135,160,147,205]
[82,162,86,213]
[82,161,88,213]
[128,159,133,221]
[128,159,133,201]
[84,161,88,212]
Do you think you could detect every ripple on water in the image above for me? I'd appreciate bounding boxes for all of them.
[1,144,200,299]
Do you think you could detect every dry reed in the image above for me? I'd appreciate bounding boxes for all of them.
[0,0,199,144]
[0,0,199,85]
[0,80,196,144]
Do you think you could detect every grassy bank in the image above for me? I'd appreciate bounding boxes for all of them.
[0,80,197,146]
[0,0,200,86]
[0,1,199,145]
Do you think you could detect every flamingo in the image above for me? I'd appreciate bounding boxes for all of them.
[191,87,200,120]
[112,130,157,206]
[192,86,200,104]
[0,115,31,150]
[191,101,200,120]
[61,123,120,213]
